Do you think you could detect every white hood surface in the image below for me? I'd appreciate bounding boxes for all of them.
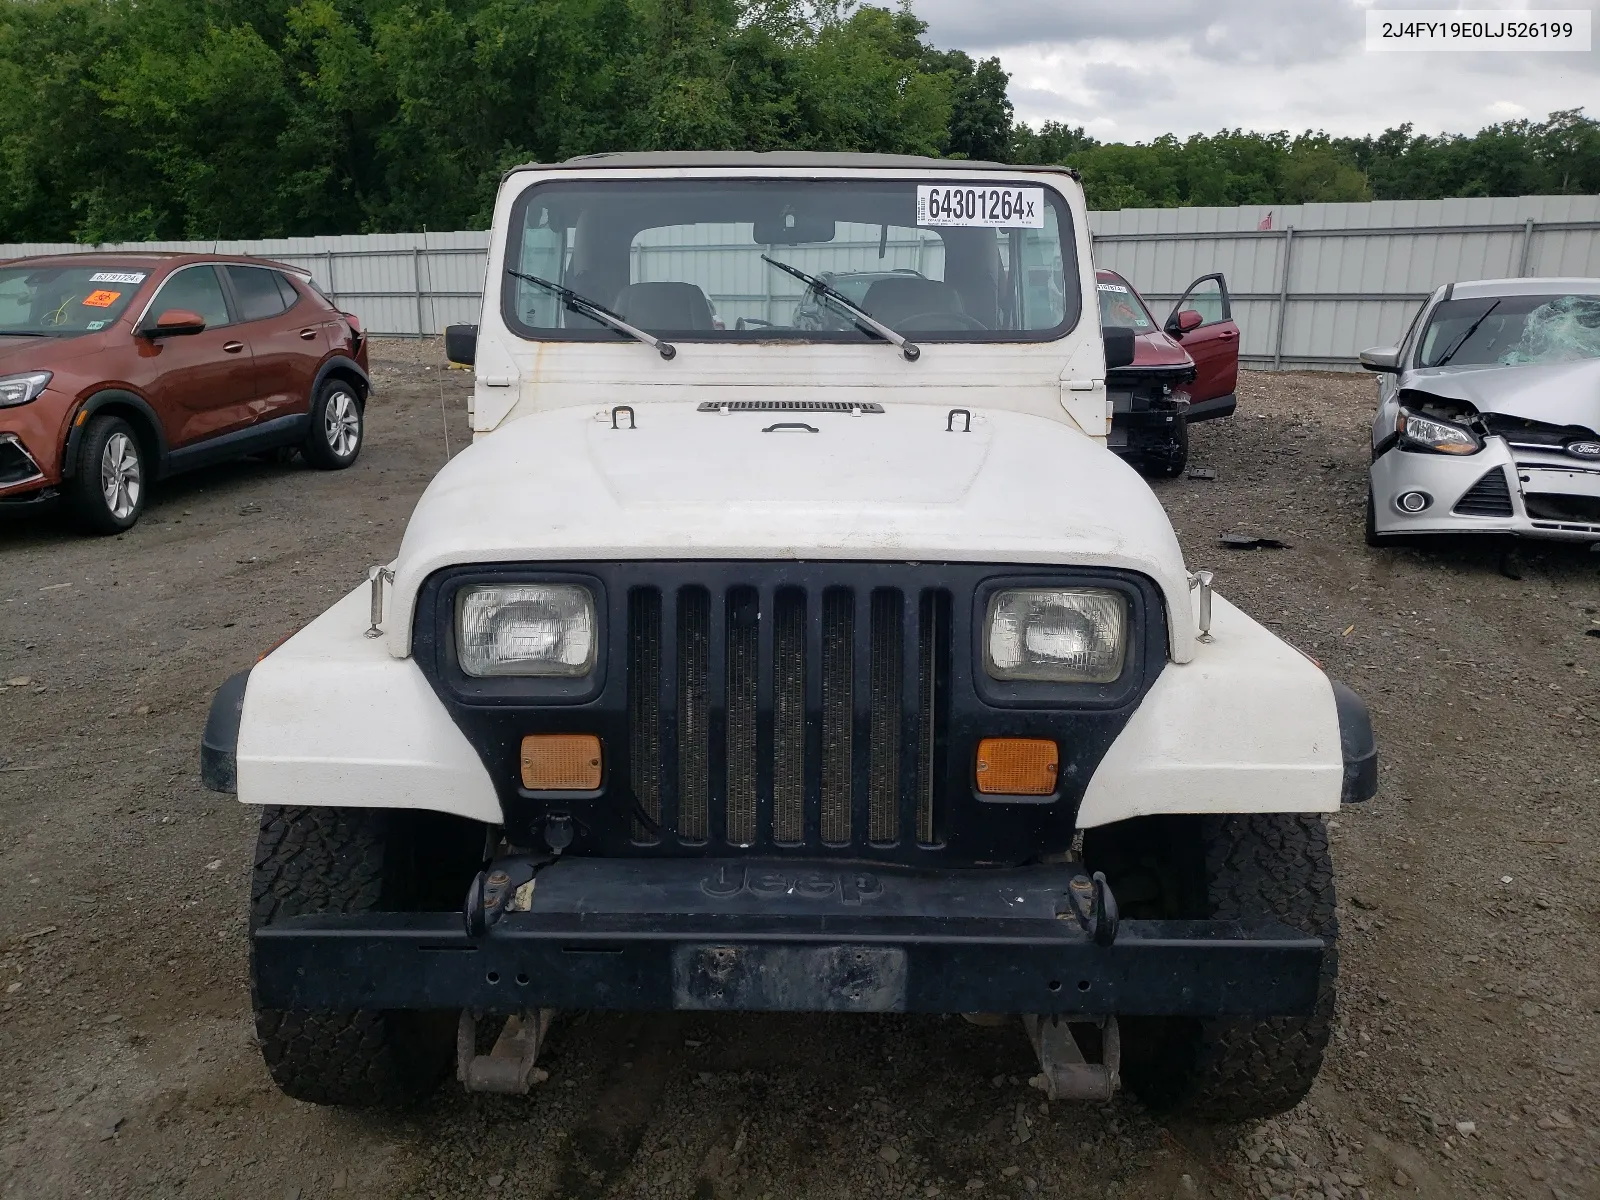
[387,403,1196,657]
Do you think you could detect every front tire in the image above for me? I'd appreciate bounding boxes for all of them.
[66,415,146,535]
[1098,813,1338,1121]
[302,379,363,470]
[1140,417,1189,479]
[250,806,482,1107]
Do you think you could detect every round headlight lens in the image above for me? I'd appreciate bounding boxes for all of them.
[457,584,596,677]
[985,588,1128,683]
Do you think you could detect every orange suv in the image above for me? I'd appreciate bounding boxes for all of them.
[0,252,370,533]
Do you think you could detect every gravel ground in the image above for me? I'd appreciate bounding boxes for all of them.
[1,344,1596,1200]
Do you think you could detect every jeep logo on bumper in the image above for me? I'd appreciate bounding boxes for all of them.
[701,865,884,905]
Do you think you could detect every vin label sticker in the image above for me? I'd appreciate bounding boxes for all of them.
[90,271,147,285]
[917,185,1045,229]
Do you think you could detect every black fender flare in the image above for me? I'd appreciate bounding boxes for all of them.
[61,389,170,480]
[312,355,371,406]
[1331,679,1378,803]
[201,667,251,793]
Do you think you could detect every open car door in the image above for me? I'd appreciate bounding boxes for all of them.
[1165,273,1239,422]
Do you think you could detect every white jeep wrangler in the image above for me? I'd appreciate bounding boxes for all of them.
[202,152,1375,1117]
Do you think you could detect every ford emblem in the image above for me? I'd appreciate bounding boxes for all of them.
[1568,441,1600,459]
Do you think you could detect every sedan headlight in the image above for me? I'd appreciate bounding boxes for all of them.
[985,589,1128,683]
[457,584,596,677]
[1398,408,1480,455]
[0,372,52,408]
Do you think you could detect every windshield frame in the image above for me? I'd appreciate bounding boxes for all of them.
[1095,271,1158,332]
[499,174,1083,347]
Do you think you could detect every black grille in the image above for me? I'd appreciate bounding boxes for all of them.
[1453,469,1514,517]
[697,400,884,414]
[0,437,42,487]
[627,582,948,851]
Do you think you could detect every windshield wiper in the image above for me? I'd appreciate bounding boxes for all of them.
[506,269,675,360]
[761,256,920,362]
[1435,300,1500,367]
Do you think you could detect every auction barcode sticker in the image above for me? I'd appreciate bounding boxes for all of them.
[917,185,1045,229]
[1366,10,1590,51]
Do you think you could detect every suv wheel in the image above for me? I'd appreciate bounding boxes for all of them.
[251,806,483,1107]
[302,379,363,469]
[1092,813,1337,1121]
[67,415,146,534]
[1140,418,1189,479]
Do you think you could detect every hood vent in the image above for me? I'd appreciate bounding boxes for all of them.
[697,400,884,414]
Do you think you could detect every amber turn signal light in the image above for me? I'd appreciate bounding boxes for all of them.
[520,734,602,790]
[974,738,1058,795]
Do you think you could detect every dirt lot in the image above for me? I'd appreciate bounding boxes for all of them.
[1,344,1596,1200]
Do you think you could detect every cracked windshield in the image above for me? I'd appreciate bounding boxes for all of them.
[506,178,1078,342]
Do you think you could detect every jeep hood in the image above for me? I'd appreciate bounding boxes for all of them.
[1405,358,1600,430]
[386,403,1196,659]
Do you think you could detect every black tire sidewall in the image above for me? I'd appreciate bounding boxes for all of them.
[68,415,146,535]
[303,378,363,469]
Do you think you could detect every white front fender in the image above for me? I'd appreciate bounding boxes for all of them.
[1076,595,1345,827]
[236,584,502,824]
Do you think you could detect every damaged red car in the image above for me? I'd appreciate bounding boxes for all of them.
[1098,268,1239,476]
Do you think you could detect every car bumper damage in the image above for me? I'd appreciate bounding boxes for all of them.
[1372,437,1600,542]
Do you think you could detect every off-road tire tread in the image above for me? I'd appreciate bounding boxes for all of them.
[1130,813,1338,1121]
[251,806,453,1108]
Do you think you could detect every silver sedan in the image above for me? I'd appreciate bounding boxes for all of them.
[1362,276,1600,545]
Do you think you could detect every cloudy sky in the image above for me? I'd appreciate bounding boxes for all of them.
[911,0,1599,142]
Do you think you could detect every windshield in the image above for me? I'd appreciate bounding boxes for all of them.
[504,178,1079,343]
[0,265,149,336]
[1417,293,1600,368]
[1096,275,1155,331]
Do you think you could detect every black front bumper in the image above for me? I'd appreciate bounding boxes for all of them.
[254,858,1325,1016]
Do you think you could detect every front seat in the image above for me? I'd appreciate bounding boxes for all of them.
[859,277,966,327]
[612,282,716,331]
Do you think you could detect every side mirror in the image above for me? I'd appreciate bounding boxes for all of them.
[1102,326,1136,371]
[146,309,206,338]
[1359,346,1401,374]
[1168,309,1203,335]
[445,323,478,366]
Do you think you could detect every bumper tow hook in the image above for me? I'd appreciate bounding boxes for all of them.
[1063,871,1120,946]
[464,855,547,937]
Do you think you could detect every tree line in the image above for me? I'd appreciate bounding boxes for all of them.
[0,0,1593,244]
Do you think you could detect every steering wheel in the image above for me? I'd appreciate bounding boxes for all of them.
[890,311,989,332]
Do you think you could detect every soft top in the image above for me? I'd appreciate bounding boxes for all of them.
[508,150,1079,178]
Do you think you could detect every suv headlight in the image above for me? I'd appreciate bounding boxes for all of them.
[984,589,1128,683]
[0,372,52,408]
[1398,408,1480,455]
[457,584,596,677]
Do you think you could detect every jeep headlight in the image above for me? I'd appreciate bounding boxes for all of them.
[457,584,596,677]
[984,589,1127,683]
[1398,408,1480,455]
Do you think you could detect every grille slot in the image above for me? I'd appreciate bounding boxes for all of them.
[820,588,855,846]
[773,590,807,845]
[697,400,884,414]
[676,587,711,842]
[868,590,903,845]
[725,588,759,846]
[627,589,663,843]
[1453,469,1514,517]
[626,581,948,853]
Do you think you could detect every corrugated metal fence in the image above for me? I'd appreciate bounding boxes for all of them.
[4,194,1598,370]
